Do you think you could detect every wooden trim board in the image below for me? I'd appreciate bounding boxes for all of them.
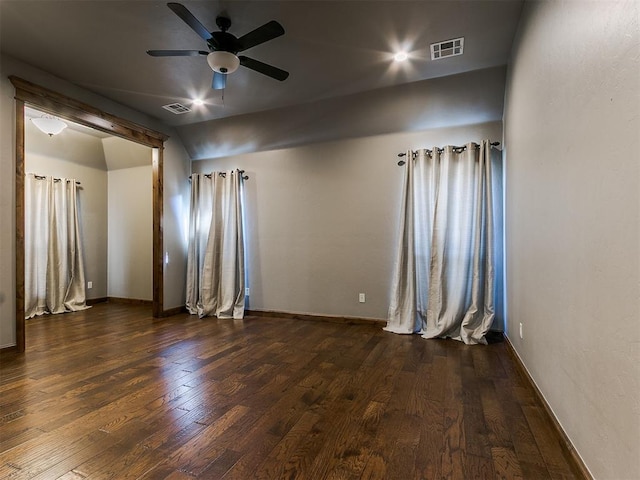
[86,297,108,306]
[245,309,386,326]
[14,99,25,352]
[107,297,153,306]
[10,76,168,352]
[160,305,187,317]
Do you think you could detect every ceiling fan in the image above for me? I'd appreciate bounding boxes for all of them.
[147,2,289,90]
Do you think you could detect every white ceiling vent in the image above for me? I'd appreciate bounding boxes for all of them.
[431,37,464,60]
[162,103,191,114]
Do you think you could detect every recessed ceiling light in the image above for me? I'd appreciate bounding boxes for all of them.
[394,51,409,62]
[193,99,205,106]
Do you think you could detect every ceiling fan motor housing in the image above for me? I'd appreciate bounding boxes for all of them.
[216,16,232,32]
[208,30,239,54]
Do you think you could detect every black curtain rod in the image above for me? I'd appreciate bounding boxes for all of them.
[31,174,81,186]
[188,170,249,181]
[397,142,501,165]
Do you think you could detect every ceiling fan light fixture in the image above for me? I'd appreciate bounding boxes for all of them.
[31,115,68,136]
[207,51,240,74]
[148,4,289,88]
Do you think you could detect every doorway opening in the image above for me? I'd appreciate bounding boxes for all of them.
[11,76,168,352]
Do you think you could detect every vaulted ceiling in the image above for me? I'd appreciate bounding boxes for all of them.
[0,1,524,127]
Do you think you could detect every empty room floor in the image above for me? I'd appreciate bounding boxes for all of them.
[0,303,582,479]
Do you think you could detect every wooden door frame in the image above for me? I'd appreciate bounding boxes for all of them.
[10,76,169,353]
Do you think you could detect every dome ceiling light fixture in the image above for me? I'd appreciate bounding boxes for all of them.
[207,51,240,75]
[31,115,68,136]
[147,3,289,91]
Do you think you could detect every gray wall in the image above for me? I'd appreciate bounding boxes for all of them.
[194,121,503,320]
[0,53,191,347]
[162,140,191,309]
[190,65,506,321]
[178,66,507,160]
[503,1,639,478]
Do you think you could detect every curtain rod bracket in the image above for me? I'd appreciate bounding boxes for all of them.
[396,141,501,165]
[188,169,250,181]
[30,173,81,185]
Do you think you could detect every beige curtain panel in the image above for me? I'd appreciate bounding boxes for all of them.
[24,174,89,319]
[385,140,504,344]
[186,171,246,319]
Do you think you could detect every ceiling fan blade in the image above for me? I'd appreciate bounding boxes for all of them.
[236,21,285,52]
[212,72,227,90]
[147,49,209,57]
[167,2,218,46]
[239,56,289,81]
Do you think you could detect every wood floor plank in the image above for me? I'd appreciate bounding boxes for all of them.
[147,404,249,477]
[56,471,86,480]
[253,410,323,479]
[480,380,515,449]
[0,304,586,479]
[383,411,422,480]
[522,405,579,479]
[33,420,156,480]
[492,446,525,479]
[413,353,446,479]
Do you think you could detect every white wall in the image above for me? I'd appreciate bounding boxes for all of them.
[194,121,502,320]
[503,1,639,478]
[107,165,152,300]
[0,53,191,347]
[102,136,151,170]
[27,126,156,303]
[25,121,109,300]
[103,137,154,301]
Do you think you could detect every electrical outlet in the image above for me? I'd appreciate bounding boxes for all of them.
[87,281,93,289]
[519,322,523,339]
[245,288,250,296]
[359,293,366,303]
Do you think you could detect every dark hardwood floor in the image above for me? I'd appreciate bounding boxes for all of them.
[0,303,582,479]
